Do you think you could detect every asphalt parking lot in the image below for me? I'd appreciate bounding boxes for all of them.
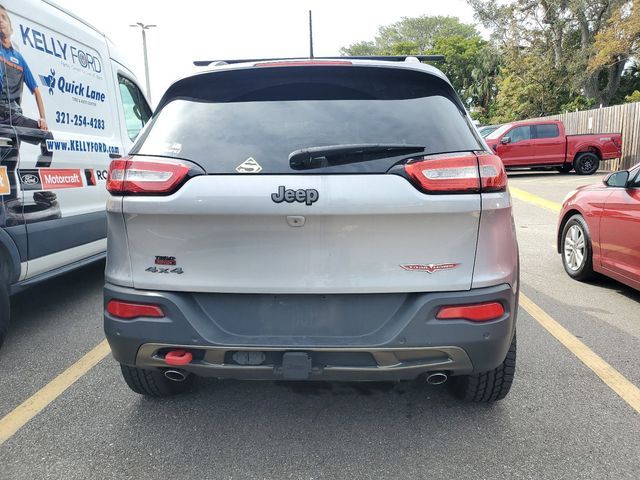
[1,171,639,479]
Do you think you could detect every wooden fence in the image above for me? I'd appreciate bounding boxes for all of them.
[530,102,640,171]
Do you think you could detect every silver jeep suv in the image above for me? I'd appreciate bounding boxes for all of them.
[104,57,519,402]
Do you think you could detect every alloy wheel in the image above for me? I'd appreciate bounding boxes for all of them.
[564,225,585,271]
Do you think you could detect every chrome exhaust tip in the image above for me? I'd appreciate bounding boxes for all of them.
[164,369,187,382]
[426,372,448,385]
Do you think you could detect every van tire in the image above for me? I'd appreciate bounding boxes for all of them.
[120,364,193,397]
[448,334,516,402]
[0,280,8,349]
[573,152,599,175]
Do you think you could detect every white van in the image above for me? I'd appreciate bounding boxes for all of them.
[0,0,152,346]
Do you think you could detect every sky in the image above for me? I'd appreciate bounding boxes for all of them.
[54,0,479,106]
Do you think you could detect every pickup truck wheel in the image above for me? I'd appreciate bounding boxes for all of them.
[556,164,573,173]
[120,364,193,397]
[561,214,595,281]
[573,152,599,175]
[0,280,8,349]
[448,333,516,402]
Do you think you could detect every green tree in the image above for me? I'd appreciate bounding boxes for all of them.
[470,0,627,108]
[374,16,478,52]
[591,0,640,71]
[491,51,569,122]
[467,45,502,122]
[612,63,640,103]
[339,41,378,56]
[340,16,500,114]
[625,90,640,103]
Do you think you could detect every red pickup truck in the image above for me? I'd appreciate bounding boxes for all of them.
[484,120,622,175]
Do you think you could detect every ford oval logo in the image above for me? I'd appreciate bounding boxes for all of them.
[21,174,39,185]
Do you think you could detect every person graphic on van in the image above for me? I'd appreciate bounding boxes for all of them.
[0,4,48,130]
[0,4,59,225]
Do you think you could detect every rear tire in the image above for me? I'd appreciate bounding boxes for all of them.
[0,280,9,349]
[449,334,516,402]
[561,214,595,281]
[120,364,193,397]
[573,152,600,175]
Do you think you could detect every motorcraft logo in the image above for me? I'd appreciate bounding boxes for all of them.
[400,263,461,274]
[41,170,83,189]
[20,24,102,73]
[19,169,83,190]
[38,70,106,102]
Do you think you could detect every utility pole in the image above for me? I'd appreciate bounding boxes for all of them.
[129,22,156,103]
[308,10,314,59]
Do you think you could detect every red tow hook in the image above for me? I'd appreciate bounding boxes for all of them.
[165,349,193,366]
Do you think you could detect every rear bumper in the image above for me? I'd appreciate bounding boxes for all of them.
[104,283,518,381]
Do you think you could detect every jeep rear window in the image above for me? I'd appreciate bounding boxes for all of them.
[133,66,481,174]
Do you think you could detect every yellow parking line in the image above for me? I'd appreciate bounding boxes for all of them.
[510,187,561,213]
[2,292,638,444]
[520,293,640,414]
[0,340,110,445]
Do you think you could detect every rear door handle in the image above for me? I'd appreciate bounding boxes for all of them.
[0,137,14,147]
[109,153,122,159]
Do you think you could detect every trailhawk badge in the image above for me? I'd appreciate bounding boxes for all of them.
[400,263,460,273]
[236,157,263,173]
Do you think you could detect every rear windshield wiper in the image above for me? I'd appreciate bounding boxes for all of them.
[289,144,427,170]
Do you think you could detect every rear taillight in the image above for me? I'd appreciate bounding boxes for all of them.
[107,300,164,319]
[436,302,504,322]
[107,157,194,195]
[403,153,507,194]
[405,154,480,193]
[478,154,508,192]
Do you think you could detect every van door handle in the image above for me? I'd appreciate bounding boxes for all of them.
[109,153,121,159]
[0,137,14,147]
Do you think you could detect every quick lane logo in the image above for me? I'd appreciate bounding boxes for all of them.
[20,24,102,73]
[40,169,83,189]
[38,71,106,102]
[39,69,56,95]
[0,166,10,195]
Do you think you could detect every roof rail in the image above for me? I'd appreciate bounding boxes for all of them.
[193,55,445,67]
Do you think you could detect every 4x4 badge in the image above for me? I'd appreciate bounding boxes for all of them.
[236,157,263,173]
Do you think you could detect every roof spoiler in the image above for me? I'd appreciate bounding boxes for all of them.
[193,55,445,67]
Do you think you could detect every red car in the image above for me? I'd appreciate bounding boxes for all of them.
[485,120,622,175]
[557,163,640,291]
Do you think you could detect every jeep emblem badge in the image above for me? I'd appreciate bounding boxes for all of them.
[272,186,319,206]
